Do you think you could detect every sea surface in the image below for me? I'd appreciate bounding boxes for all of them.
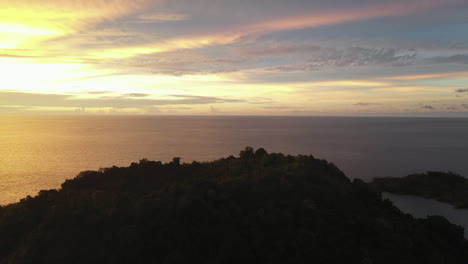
[383,192,468,238]
[1,115,468,205]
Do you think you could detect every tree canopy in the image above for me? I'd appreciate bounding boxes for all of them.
[0,148,467,264]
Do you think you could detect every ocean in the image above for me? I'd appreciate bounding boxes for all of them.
[1,115,468,205]
[383,192,468,238]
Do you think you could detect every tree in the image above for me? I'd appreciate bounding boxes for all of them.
[172,157,181,166]
[255,148,268,160]
[239,147,255,161]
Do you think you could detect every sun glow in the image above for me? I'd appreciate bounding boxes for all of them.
[1,0,467,116]
[0,58,92,92]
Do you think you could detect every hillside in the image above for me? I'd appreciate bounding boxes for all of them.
[0,148,467,264]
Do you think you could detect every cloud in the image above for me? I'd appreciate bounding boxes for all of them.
[0,0,159,61]
[455,88,468,93]
[421,105,435,110]
[0,106,31,114]
[354,102,379,106]
[142,106,162,115]
[74,107,86,113]
[0,53,39,58]
[242,0,462,36]
[143,106,194,115]
[264,47,416,72]
[0,91,245,109]
[81,28,141,37]
[266,65,319,72]
[0,0,154,47]
[169,94,244,103]
[379,71,468,81]
[125,93,151,97]
[135,12,191,23]
[310,47,416,67]
[238,45,416,68]
[261,106,297,110]
[210,105,220,114]
[121,53,239,76]
[236,44,321,57]
[431,54,468,65]
[247,98,273,105]
[2,0,468,117]
[99,0,460,58]
[85,90,114,94]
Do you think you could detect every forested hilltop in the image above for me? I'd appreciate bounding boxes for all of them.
[1,148,467,264]
[371,171,468,208]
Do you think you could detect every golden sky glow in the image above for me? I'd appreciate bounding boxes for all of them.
[1,0,468,116]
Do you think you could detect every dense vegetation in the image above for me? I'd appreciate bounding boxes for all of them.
[0,148,467,264]
[371,171,468,208]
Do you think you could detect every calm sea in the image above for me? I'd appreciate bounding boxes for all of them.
[383,192,468,238]
[1,115,468,205]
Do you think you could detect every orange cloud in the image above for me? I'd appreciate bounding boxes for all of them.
[0,0,154,49]
[379,71,468,80]
[98,0,463,58]
[136,12,190,22]
[238,0,464,37]
[97,33,242,58]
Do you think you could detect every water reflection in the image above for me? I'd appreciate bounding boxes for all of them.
[383,192,468,238]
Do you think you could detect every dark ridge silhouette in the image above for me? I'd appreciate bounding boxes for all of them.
[0,148,467,263]
[371,171,468,208]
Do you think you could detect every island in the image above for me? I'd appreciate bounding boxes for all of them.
[370,171,468,209]
[0,148,467,263]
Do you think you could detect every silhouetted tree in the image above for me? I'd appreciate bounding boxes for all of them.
[239,146,255,160]
[255,148,268,160]
[172,157,181,166]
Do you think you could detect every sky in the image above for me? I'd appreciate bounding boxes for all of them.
[1,0,468,116]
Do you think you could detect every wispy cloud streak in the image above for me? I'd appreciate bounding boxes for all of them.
[99,0,463,58]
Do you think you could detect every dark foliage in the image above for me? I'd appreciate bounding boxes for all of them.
[0,148,467,264]
[371,171,468,208]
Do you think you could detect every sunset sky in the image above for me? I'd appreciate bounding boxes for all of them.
[1,0,468,116]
